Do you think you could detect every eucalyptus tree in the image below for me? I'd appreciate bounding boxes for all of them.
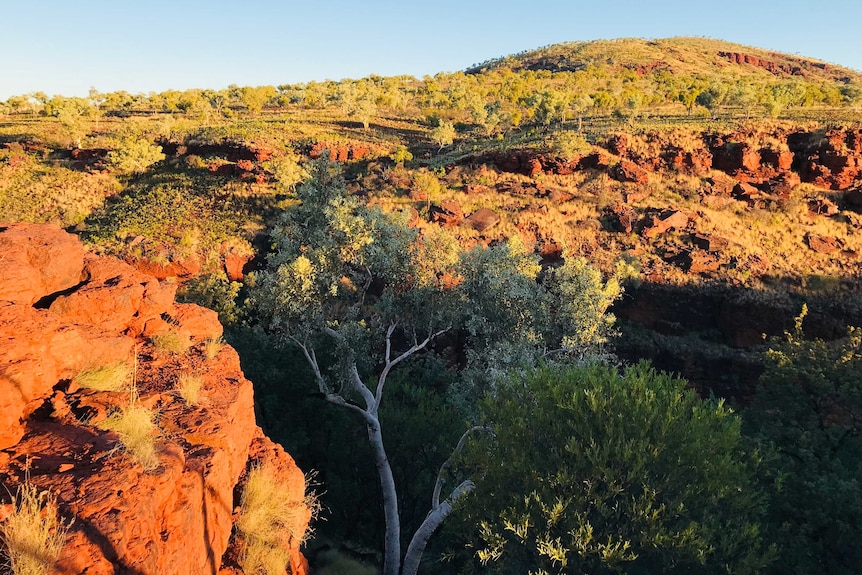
[251,158,623,575]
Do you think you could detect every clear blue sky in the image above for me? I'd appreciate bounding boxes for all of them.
[1,0,860,100]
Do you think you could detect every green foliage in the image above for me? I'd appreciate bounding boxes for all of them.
[547,131,592,158]
[251,158,461,379]
[178,271,242,325]
[106,137,165,173]
[449,363,772,575]
[390,145,414,165]
[745,308,862,575]
[431,122,456,151]
[265,152,308,195]
[84,169,251,268]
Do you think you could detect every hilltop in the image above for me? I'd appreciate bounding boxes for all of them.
[469,36,861,82]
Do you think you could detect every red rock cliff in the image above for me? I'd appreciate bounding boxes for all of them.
[0,223,310,575]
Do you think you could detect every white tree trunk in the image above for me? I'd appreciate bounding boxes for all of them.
[367,415,401,575]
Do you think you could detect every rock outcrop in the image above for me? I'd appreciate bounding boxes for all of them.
[0,223,311,575]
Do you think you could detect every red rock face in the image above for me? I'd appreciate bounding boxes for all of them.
[0,224,310,575]
[717,51,806,76]
[309,141,373,162]
[796,129,862,190]
[0,223,86,305]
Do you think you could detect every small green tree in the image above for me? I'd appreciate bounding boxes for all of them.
[450,363,773,575]
[106,137,165,173]
[431,121,456,152]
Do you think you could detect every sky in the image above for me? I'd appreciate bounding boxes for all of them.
[1,0,861,100]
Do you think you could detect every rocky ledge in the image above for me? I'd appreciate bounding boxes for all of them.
[0,223,310,574]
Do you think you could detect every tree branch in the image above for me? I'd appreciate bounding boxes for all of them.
[432,426,492,508]
[323,392,375,424]
[290,336,328,394]
[372,325,450,413]
[348,361,376,411]
[290,336,373,422]
[402,480,476,575]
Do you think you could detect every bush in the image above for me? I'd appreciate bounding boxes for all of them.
[450,362,772,575]
[547,131,592,158]
[106,137,165,173]
[150,332,192,355]
[175,373,203,405]
[177,272,241,326]
[203,337,224,361]
[1,480,70,575]
[745,308,862,575]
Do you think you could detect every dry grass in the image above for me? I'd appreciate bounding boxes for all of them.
[72,362,130,392]
[1,480,69,575]
[175,373,203,405]
[236,463,318,575]
[203,337,224,360]
[98,402,160,471]
[150,332,192,355]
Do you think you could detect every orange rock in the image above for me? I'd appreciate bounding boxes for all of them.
[642,210,689,238]
[0,223,311,574]
[50,256,176,337]
[0,303,135,449]
[0,223,85,305]
[170,303,223,342]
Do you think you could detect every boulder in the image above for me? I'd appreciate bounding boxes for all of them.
[467,208,501,232]
[807,197,839,217]
[677,249,724,273]
[711,142,761,174]
[50,256,176,337]
[610,159,650,184]
[732,181,761,202]
[430,200,463,227]
[0,304,135,449]
[608,204,639,234]
[691,233,729,252]
[805,233,841,253]
[642,210,689,238]
[0,223,86,305]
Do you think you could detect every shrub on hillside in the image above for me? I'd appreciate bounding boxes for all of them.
[106,137,165,173]
[447,362,773,574]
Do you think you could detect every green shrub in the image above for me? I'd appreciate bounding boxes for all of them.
[451,362,772,574]
[746,308,862,575]
[106,137,165,173]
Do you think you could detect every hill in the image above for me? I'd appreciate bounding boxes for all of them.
[469,36,861,83]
